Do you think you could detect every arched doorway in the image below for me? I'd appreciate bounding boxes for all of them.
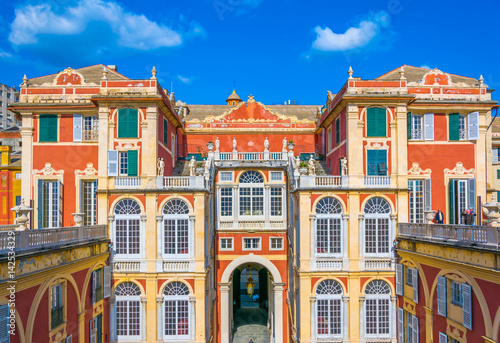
[220,255,284,343]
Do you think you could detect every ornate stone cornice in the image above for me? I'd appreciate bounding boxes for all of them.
[75,163,98,176]
[33,162,64,176]
[408,162,431,176]
[444,162,474,175]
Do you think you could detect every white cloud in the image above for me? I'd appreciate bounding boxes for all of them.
[420,65,431,70]
[0,51,12,58]
[9,0,203,49]
[312,11,389,51]
[177,75,193,84]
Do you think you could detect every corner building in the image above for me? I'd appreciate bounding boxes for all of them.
[10,64,496,343]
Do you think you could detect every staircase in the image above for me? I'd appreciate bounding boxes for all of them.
[232,324,270,343]
[172,160,190,176]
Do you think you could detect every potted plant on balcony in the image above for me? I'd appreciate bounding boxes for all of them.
[207,141,215,151]
[298,161,308,175]
[288,139,295,151]
[195,161,205,175]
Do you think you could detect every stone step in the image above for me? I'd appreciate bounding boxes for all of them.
[233,324,270,343]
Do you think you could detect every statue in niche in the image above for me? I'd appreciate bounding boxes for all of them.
[232,137,237,151]
[282,137,287,152]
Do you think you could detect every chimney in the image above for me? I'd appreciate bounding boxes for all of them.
[107,65,118,72]
[0,146,12,165]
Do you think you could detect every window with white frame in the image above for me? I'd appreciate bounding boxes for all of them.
[270,187,283,216]
[316,280,343,339]
[38,179,61,229]
[315,197,343,257]
[220,188,233,217]
[162,199,190,257]
[365,280,391,338]
[119,152,128,176]
[113,199,142,257]
[364,197,391,256]
[408,180,424,223]
[410,114,423,140]
[220,171,233,182]
[459,114,467,140]
[270,171,283,181]
[219,238,233,251]
[83,115,99,141]
[163,282,190,339]
[406,266,413,286]
[243,237,261,250]
[239,171,264,217]
[452,282,462,306]
[82,180,97,225]
[115,282,141,339]
[270,237,283,250]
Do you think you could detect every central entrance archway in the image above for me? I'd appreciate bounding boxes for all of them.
[220,255,284,343]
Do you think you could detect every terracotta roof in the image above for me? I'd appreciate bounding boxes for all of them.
[26,64,129,86]
[377,65,480,86]
[185,104,320,122]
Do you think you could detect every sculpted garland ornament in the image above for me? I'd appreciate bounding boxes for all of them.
[33,162,64,176]
[444,162,475,175]
[75,163,98,176]
[408,162,431,176]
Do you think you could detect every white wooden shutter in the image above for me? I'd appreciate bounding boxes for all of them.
[57,180,63,228]
[424,113,434,141]
[439,332,448,343]
[90,318,97,343]
[103,266,111,298]
[65,335,72,343]
[412,268,419,303]
[412,315,419,343]
[108,150,118,177]
[493,148,499,165]
[437,276,447,316]
[468,111,479,140]
[0,304,9,343]
[73,114,82,142]
[424,179,432,212]
[398,308,404,343]
[396,264,403,295]
[463,284,472,330]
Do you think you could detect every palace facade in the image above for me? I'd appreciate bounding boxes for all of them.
[6,64,498,343]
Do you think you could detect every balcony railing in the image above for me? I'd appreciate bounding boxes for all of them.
[215,151,287,161]
[0,225,107,254]
[364,259,393,271]
[218,220,287,230]
[298,175,347,189]
[398,223,500,248]
[163,261,192,272]
[115,177,141,188]
[163,176,190,188]
[364,176,391,187]
[314,259,343,271]
[113,261,141,272]
[51,306,64,329]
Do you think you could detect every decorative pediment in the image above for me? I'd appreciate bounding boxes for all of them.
[408,68,474,88]
[444,162,474,175]
[33,162,64,176]
[75,163,98,176]
[408,162,431,176]
[41,67,98,87]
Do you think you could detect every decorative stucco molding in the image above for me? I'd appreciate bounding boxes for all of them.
[75,163,98,176]
[33,162,64,176]
[444,162,474,175]
[408,162,431,176]
[116,141,140,150]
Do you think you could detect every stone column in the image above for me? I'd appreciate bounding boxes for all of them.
[140,296,147,342]
[97,107,110,225]
[273,282,285,343]
[109,297,116,343]
[309,214,316,270]
[144,106,157,176]
[156,297,163,343]
[189,296,196,341]
[156,215,163,271]
[359,295,365,342]
[358,214,365,270]
[343,296,350,342]
[391,296,397,343]
[342,214,349,270]
[220,283,231,343]
[310,296,317,343]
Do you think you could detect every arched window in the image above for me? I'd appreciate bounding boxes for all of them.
[365,280,391,338]
[162,199,191,257]
[163,282,190,339]
[113,199,142,257]
[239,171,264,217]
[315,198,343,257]
[115,282,141,339]
[316,280,343,339]
[364,197,391,256]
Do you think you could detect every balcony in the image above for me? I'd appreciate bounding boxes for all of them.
[112,261,142,272]
[398,222,500,250]
[115,177,141,188]
[298,175,347,189]
[364,175,391,188]
[112,175,206,190]
[218,220,287,231]
[0,225,108,255]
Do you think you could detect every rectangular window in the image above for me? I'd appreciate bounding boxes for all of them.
[270,237,284,250]
[164,300,189,337]
[316,218,342,256]
[220,188,233,217]
[367,150,387,176]
[51,284,63,329]
[243,238,261,250]
[317,298,341,337]
[118,109,139,138]
[83,115,99,141]
[82,180,97,225]
[406,267,413,286]
[39,114,58,142]
[119,152,128,176]
[38,180,61,229]
[451,282,462,306]
[335,117,341,144]
[92,268,103,304]
[270,171,283,181]
[366,107,387,137]
[115,218,140,255]
[406,311,413,343]
[410,114,423,140]
[459,115,467,140]
[219,238,233,251]
[365,217,389,255]
[220,171,233,182]
[163,119,168,144]
[408,180,424,223]
[118,151,138,177]
[270,187,283,216]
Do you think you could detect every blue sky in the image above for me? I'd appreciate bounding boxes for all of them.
[0,0,499,105]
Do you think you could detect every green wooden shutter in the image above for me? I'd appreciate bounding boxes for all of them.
[97,313,103,343]
[449,113,460,141]
[164,118,168,144]
[377,150,387,175]
[366,108,377,137]
[497,170,500,179]
[367,150,378,175]
[407,112,412,140]
[335,118,340,144]
[127,150,138,176]
[128,109,138,138]
[449,179,455,224]
[39,115,57,142]
[118,109,128,138]
[38,179,43,229]
[376,108,387,137]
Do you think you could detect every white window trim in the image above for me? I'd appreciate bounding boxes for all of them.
[315,214,343,258]
[219,237,234,251]
[364,293,392,339]
[219,187,234,218]
[162,213,192,260]
[269,171,283,182]
[219,171,234,182]
[363,212,392,258]
[242,237,261,251]
[269,237,284,251]
[316,293,343,339]
[113,213,143,259]
[115,294,142,341]
[409,114,423,141]
[269,186,285,219]
[162,294,191,340]
[238,183,265,220]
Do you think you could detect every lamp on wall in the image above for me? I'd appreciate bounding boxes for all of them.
[246,265,255,297]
